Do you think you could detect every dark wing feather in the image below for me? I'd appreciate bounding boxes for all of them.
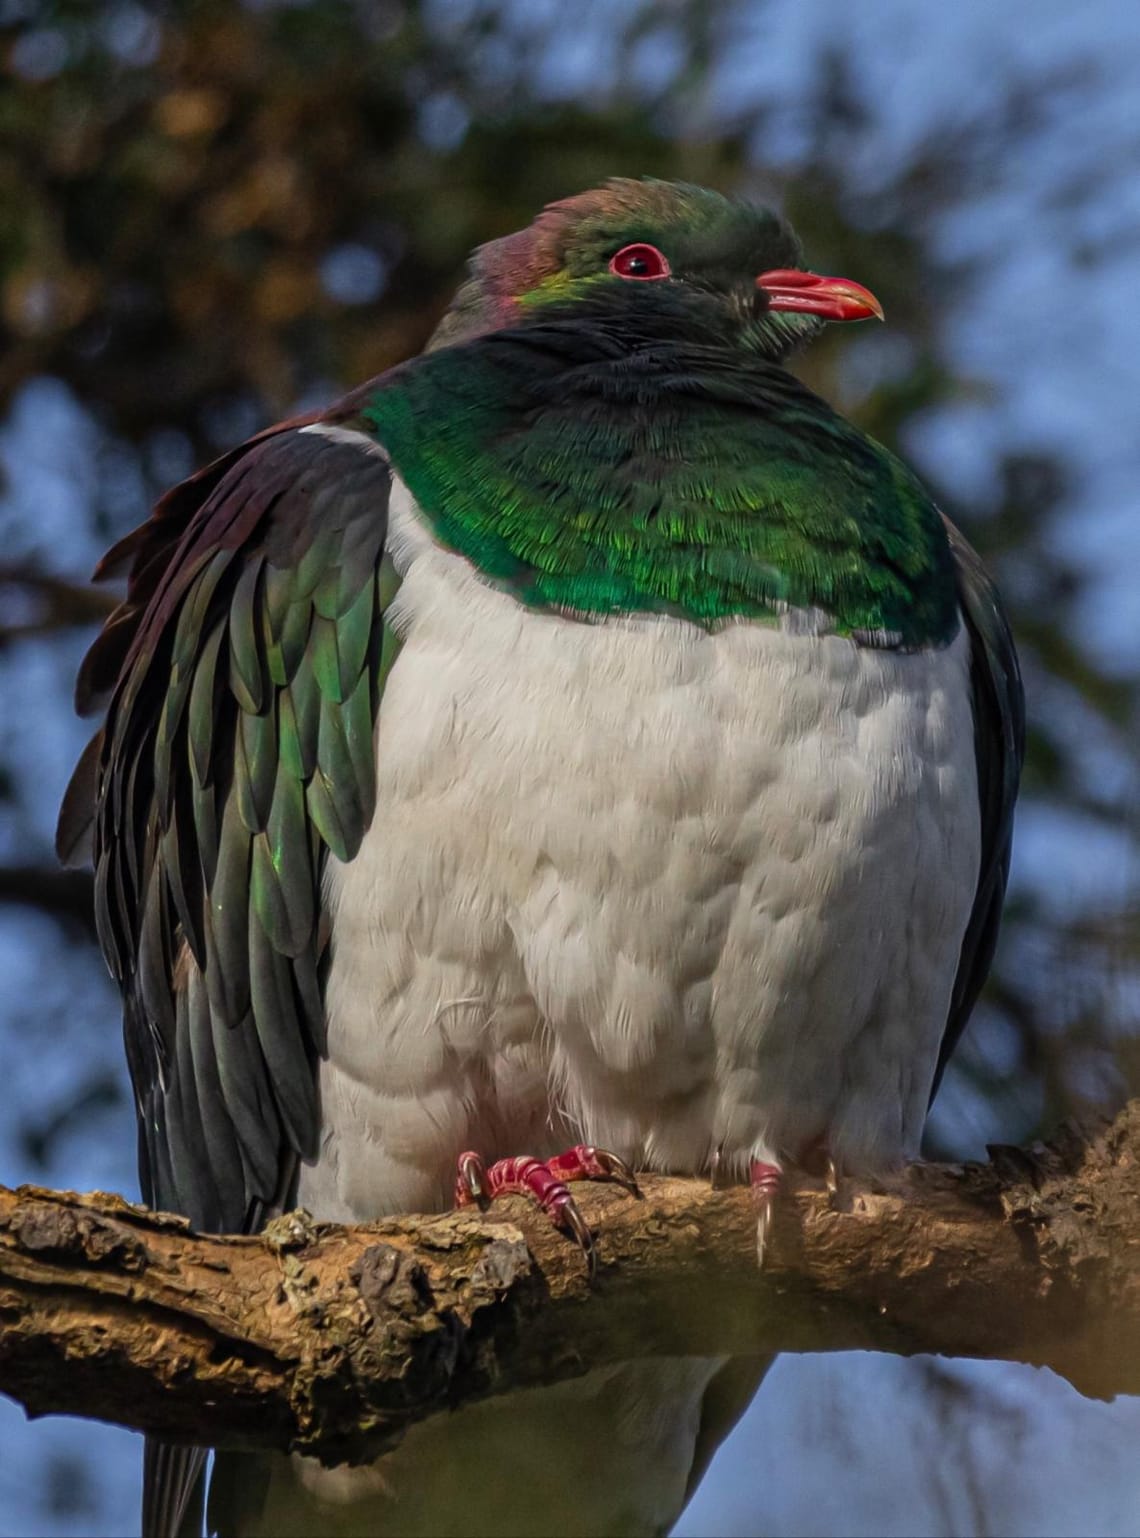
[932,515,1025,1098]
[58,421,392,1536]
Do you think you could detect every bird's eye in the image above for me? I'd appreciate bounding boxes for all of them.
[609,243,671,281]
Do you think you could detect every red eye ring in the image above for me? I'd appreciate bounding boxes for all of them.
[609,243,671,281]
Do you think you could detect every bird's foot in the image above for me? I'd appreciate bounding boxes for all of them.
[455,1144,641,1275]
[749,1158,783,1267]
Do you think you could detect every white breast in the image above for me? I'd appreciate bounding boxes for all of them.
[300,477,981,1222]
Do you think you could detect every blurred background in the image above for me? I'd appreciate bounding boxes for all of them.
[1,0,1139,1532]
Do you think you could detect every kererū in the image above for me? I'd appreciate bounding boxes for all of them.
[58,178,1023,1537]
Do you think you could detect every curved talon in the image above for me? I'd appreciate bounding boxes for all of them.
[825,1156,840,1203]
[557,1193,597,1277]
[591,1148,642,1198]
[755,1197,773,1266]
[456,1150,486,1205]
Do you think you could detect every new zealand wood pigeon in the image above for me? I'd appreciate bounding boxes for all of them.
[59,178,1023,1537]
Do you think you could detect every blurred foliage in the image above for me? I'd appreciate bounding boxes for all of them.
[0,0,1137,1172]
[0,0,746,442]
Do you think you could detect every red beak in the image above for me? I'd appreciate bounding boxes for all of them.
[756,268,884,323]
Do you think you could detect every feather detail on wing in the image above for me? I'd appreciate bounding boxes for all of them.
[57,421,393,1538]
[62,423,391,1227]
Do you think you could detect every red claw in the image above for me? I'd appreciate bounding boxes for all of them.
[454,1144,641,1276]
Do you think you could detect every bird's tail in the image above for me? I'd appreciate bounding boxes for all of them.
[143,1438,207,1538]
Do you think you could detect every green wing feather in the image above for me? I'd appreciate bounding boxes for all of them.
[55,412,397,1538]
[60,423,392,1236]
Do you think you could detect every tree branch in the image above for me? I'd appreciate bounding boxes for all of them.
[1,1104,1138,1462]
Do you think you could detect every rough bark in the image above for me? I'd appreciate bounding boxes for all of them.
[1,1104,1138,1463]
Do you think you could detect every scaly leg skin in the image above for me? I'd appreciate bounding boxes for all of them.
[455,1145,641,1276]
[749,1158,783,1267]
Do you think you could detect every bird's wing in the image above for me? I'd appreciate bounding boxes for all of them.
[932,515,1025,1099]
[58,417,392,1536]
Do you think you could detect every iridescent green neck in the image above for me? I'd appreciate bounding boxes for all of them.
[358,320,958,647]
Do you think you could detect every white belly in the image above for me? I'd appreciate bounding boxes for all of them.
[300,480,981,1221]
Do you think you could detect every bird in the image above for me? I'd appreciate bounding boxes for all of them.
[57,177,1023,1537]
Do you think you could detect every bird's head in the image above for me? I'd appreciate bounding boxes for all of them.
[430,178,883,360]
